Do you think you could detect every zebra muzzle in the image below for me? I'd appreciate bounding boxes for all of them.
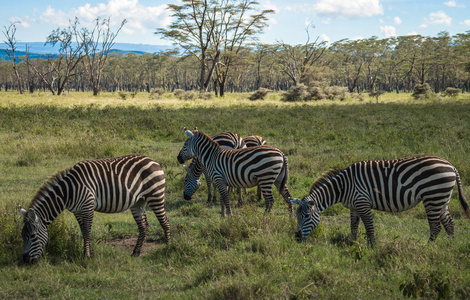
[295,231,305,242]
[177,155,184,164]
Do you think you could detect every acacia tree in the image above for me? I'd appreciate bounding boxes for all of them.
[156,0,272,95]
[273,26,327,86]
[210,0,273,96]
[2,22,23,93]
[76,17,126,95]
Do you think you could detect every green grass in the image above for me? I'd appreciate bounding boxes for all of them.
[1,91,470,299]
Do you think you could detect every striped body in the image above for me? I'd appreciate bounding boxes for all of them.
[187,132,246,203]
[20,155,170,263]
[242,135,268,200]
[178,129,292,216]
[291,155,469,246]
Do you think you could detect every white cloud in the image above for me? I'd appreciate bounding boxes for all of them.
[420,11,452,28]
[429,11,452,25]
[313,0,383,18]
[444,0,457,7]
[463,20,470,26]
[320,34,330,43]
[407,31,418,36]
[39,0,170,35]
[394,16,402,25]
[9,16,34,28]
[380,25,396,38]
[444,1,464,8]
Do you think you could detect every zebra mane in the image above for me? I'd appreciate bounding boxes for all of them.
[196,130,220,147]
[28,168,70,209]
[309,169,343,193]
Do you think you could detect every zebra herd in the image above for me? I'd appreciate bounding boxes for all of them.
[19,128,469,263]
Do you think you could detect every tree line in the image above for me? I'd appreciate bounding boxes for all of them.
[2,1,470,96]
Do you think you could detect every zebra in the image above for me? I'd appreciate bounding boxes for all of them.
[177,128,292,216]
[186,132,246,203]
[291,155,469,246]
[19,155,170,263]
[242,135,267,200]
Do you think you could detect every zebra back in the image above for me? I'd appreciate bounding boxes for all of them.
[242,135,267,147]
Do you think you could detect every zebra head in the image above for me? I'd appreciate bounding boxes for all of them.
[183,163,202,200]
[177,127,198,164]
[19,207,48,263]
[291,196,320,241]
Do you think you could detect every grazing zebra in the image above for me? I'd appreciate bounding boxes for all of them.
[178,128,292,216]
[291,155,469,246]
[242,135,268,200]
[19,155,170,263]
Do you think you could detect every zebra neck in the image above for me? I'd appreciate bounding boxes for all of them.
[195,139,220,167]
[314,175,345,213]
[30,182,67,226]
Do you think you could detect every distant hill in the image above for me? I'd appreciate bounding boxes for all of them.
[0,42,176,61]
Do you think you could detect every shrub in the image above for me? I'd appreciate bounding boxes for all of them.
[118,91,127,100]
[443,87,460,98]
[308,86,327,100]
[198,91,214,100]
[249,88,272,101]
[412,83,433,100]
[174,89,198,100]
[173,89,185,97]
[327,86,348,100]
[149,88,165,99]
[281,84,310,102]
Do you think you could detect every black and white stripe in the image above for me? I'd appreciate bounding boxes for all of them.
[187,132,246,203]
[242,135,267,148]
[178,128,292,216]
[20,155,170,263]
[291,155,469,246]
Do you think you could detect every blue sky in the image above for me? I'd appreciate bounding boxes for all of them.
[2,0,469,46]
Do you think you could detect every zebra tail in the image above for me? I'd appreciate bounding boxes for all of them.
[278,154,289,195]
[455,167,470,218]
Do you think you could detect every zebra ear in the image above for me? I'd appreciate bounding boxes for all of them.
[27,208,39,223]
[185,128,193,137]
[290,198,302,205]
[19,206,27,218]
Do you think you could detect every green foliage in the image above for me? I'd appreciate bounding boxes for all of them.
[412,83,434,100]
[400,270,450,299]
[249,88,272,101]
[443,87,460,98]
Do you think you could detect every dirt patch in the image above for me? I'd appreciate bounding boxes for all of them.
[106,237,160,255]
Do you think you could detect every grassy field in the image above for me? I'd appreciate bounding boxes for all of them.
[0,91,469,299]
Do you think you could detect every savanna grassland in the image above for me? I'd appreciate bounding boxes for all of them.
[0,91,469,299]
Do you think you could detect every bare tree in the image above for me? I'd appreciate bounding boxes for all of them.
[2,22,23,94]
[76,17,126,96]
[29,19,85,95]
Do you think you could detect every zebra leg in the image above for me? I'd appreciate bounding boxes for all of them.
[130,201,149,256]
[237,188,243,207]
[424,201,443,242]
[274,179,293,213]
[148,198,171,243]
[205,173,213,202]
[74,208,94,258]
[261,187,275,213]
[215,180,231,217]
[350,210,361,240]
[355,202,376,247]
[256,186,262,201]
[440,209,455,236]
